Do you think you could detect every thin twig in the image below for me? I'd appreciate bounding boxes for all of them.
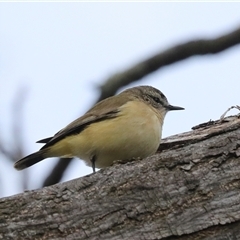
[220,105,240,121]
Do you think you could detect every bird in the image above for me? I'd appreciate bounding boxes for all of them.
[14,85,184,173]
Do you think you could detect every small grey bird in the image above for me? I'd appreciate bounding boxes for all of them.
[14,85,184,172]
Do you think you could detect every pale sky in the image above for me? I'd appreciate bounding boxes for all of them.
[1,2,240,197]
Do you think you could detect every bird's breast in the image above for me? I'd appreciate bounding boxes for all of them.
[66,100,163,168]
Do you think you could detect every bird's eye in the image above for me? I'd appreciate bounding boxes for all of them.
[152,97,161,104]
[145,94,163,105]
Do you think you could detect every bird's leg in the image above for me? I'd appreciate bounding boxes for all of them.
[90,155,96,173]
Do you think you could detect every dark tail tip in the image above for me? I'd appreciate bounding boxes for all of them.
[14,150,46,170]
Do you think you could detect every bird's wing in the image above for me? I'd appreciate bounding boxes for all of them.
[37,137,52,143]
[39,93,132,150]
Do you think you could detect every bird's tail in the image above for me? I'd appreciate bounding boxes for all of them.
[14,149,48,170]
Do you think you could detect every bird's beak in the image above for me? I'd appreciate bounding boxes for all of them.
[166,105,185,111]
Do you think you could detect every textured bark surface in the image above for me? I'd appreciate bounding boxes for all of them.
[1,115,240,240]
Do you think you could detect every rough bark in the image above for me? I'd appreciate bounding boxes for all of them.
[1,115,240,240]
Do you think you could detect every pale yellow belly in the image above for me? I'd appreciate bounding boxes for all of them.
[49,101,163,168]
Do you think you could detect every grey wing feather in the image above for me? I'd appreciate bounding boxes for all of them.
[38,92,132,150]
[40,109,120,150]
[37,137,53,144]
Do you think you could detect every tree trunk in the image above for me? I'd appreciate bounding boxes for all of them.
[1,115,240,240]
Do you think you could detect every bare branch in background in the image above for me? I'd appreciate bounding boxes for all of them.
[43,158,72,187]
[97,25,240,101]
[0,140,16,161]
[12,86,29,190]
[11,86,28,162]
[0,86,29,191]
[43,26,240,187]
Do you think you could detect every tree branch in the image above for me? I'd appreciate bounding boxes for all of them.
[0,86,29,191]
[98,26,240,100]
[2,115,240,239]
[43,25,240,187]
[43,158,72,187]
